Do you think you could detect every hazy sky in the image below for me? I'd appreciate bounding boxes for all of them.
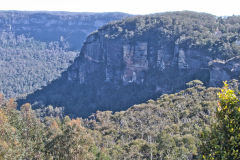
[0,0,240,16]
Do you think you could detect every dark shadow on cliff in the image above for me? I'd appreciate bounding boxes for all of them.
[17,66,212,118]
[17,72,161,118]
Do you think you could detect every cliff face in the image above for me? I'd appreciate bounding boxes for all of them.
[0,11,130,50]
[20,12,240,117]
[67,34,239,93]
[69,37,210,84]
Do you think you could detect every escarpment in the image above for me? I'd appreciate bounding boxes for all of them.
[20,11,240,117]
[0,11,130,50]
[67,37,214,91]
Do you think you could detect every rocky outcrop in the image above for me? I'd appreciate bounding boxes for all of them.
[0,11,130,50]
[209,57,240,86]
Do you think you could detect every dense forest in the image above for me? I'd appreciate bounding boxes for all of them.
[0,32,78,98]
[0,80,239,159]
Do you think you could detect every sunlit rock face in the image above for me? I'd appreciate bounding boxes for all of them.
[70,34,240,87]
[67,34,217,90]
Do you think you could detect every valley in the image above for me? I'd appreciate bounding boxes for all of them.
[0,10,240,159]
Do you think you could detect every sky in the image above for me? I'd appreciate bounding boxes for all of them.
[0,0,240,16]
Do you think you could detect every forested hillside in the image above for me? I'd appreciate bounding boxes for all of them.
[0,32,77,98]
[2,80,234,159]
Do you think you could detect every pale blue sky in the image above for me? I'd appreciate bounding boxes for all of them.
[0,0,240,16]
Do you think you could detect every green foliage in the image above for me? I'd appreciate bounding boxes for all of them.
[0,99,45,159]
[200,81,240,159]
[0,97,103,160]
[0,32,78,98]
[86,80,221,159]
[1,80,236,159]
[45,119,97,160]
[186,80,204,88]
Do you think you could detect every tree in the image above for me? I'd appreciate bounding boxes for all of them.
[0,104,23,159]
[0,93,4,105]
[45,118,97,160]
[186,80,204,88]
[20,103,46,159]
[200,81,240,159]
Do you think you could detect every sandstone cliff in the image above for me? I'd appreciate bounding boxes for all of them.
[20,11,240,117]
